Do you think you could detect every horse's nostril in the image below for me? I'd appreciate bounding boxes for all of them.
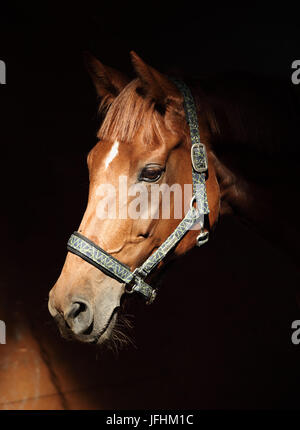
[65,299,94,335]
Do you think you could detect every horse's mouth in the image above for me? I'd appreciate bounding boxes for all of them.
[90,306,120,344]
[54,306,120,344]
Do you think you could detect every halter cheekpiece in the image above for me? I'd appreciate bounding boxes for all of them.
[67,79,210,304]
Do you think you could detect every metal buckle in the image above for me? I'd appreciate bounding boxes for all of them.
[132,267,147,279]
[124,268,141,294]
[191,143,208,173]
[125,268,157,304]
[196,230,209,247]
[146,289,157,305]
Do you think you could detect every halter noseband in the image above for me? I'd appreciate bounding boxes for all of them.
[67,79,210,304]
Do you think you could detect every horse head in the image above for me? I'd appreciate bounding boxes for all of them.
[48,52,220,345]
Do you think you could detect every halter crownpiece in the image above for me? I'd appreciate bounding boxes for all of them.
[67,79,209,304]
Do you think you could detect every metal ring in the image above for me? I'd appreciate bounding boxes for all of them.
[124,283,135,294]
[190,195,205,232]
[189,195,196,211]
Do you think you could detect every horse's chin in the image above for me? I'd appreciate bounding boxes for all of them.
[89,308,119,345]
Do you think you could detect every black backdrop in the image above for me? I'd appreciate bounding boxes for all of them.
[0,3,300,409]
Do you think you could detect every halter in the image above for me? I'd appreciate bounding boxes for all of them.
[67,79,210,304]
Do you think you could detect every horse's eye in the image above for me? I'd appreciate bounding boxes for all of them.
[139,164,164,183]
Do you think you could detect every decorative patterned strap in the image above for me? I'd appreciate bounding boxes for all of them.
[67,232,133,283]
[67,232,155,303]
[67,205,200,303]
[170,78,202,146]
[138,207,200,276]
[170,78,210,217]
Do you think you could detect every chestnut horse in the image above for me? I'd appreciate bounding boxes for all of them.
[48,52,300,345]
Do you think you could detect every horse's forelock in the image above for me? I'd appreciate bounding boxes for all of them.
[98,79,177,146]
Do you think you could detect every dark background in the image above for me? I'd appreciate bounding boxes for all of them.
[0,3,300,409]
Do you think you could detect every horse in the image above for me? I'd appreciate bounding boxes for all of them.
[48,51,300,346]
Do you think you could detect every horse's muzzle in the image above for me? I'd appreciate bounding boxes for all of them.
[48,294,119,344]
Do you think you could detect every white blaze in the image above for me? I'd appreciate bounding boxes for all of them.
[104,140,119,170]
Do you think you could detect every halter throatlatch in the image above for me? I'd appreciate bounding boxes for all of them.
[67,79,209,304]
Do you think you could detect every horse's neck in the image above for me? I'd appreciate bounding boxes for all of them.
[213,151,299,266]
[194,73,300,265]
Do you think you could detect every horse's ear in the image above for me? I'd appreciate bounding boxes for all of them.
[130,51,183,114]
[84,52,130,106]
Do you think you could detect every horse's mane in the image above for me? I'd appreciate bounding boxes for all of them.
[98,70,300,162]
[191,72,300,158]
